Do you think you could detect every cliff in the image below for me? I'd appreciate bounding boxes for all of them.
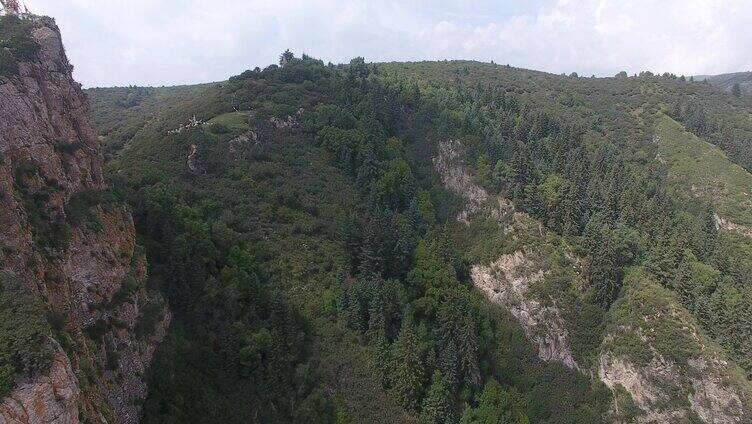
[0,15,168,424]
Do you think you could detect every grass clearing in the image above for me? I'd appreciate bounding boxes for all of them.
[206,111,252,131]
[655,114,752,227]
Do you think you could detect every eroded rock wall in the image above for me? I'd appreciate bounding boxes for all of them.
[0,16,167,424]
[434,140,581,371]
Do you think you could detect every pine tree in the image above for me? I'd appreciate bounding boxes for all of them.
[460,379,528,424]
[645,230,679,285]
[672,257,693,307]
[356,143,379,188]
[583,219,624,307]
[459,315,480,389]
[588,251,621,307]
[390,317,425,410]
[358,218,383,278]
[437,298,480,392]
[419,371,454,424]
[388,214,415,278]
[698,206,718,261]
[438,337,460,390]
[367,297,391,387]
[407,197,428,236]
[340,212,362,271]
[279,49,294,67]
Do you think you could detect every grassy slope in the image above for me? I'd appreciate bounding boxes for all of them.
[207,111,253,131]
[654,113,752,378]
[655,113,752,291]
[655,114,752,227]
[86,84,226,158]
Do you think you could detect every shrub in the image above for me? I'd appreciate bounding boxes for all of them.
[67,188,119,231]
[108,275,143,307]
[135,298,164,340]
[0,48,18,76]
[84,319,110,341]
[0,275,52,397]
[0,15,40,77]
[54,139,84,155]
[13,160,39,182]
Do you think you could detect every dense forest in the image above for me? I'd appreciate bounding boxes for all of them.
[79,51,752,423]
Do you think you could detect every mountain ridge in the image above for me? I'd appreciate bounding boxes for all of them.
[694,71,752,95]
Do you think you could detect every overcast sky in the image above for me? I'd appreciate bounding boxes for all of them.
[21,0,752,88]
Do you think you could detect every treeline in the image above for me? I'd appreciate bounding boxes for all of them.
[670,100,752,173]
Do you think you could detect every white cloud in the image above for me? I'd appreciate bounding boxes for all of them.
[22,0,752,87]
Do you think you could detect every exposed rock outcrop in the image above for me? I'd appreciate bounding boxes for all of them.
[227,130,258,156]
[187,143,198,172]
[433,139,491,224]
[599,323,750,423]
[268,108,303,130]
[0,16,168,423]
[0,341,80,424]
[598,353,688,423]
[472,251,582,371]
[714,213,752,239]
[597,271,752,424]
[434,140,581,371]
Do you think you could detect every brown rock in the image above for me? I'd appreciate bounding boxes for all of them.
[0,341,80,424]
[0,16,168,423]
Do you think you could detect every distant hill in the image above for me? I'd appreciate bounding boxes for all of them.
[695,71,752,94]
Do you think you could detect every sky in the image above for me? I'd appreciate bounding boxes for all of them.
[20,0,752,88]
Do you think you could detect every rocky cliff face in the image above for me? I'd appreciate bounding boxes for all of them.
[472,251,584,371]
[1,341,80,424]
[0,16,168,424]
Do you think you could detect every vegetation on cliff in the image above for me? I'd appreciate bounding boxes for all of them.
[0,15,39,76]
[0,275,52,397]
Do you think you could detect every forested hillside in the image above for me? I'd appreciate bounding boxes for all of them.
[85,55,752,423]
